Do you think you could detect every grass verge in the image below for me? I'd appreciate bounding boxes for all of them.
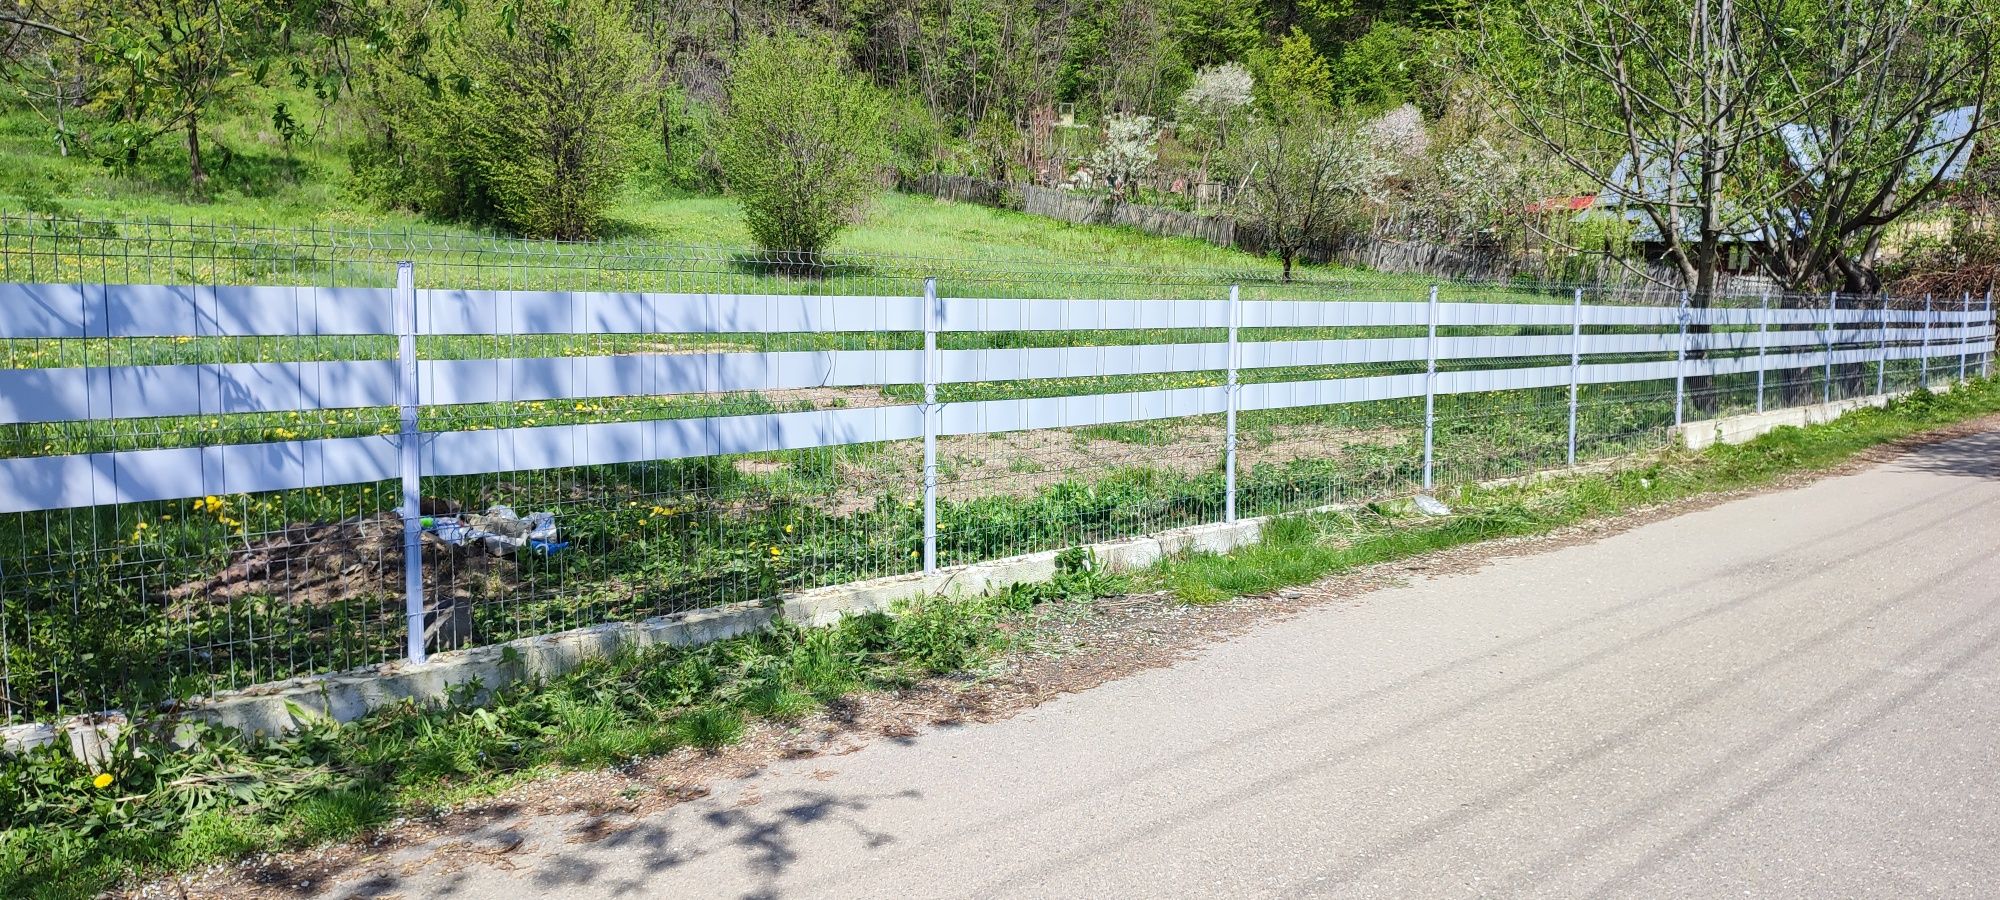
[3,380,1998,899]
[1148,380,2000,604]
[0,551,1123,900]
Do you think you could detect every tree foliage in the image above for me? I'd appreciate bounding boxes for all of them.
[1088,113,1160,199]
[717,29,886,260]
[1231,104,1395,280]
[1481,0,1999,295]
[354,0,649,239]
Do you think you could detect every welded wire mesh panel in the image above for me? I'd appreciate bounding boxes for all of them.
[1233,276,1429,516]
[0,217,407,723]
[928,266,1233,565]
[0,213,1993,725]
[406,245,926,653]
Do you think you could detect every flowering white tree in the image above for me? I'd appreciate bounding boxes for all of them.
[1178,64,1254,140]
[1233,110,1397,281]
[1176,63,1255,185]
[1364,103,1429,159]
[1089,113,1160,200]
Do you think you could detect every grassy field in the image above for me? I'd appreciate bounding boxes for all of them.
[0,91,1289,281]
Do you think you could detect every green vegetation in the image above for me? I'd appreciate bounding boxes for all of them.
[1151,379,2000,603]
[0,549,1125,900]
[350,0,651,239]
[718,30,887,259]
[3,378,1995,900]
[7,1,1996,287]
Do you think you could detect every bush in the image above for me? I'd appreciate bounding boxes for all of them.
[353,0,649,239]
[717,30,887,262]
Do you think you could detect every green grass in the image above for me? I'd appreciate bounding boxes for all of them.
[0,591,1052,900]
[0,91,1279,282]
[0,89,1522,302]
[1147,379,2000,604]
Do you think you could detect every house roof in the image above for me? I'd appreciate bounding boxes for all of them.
[1525,195,1598,214]
[1582,106,1979,243]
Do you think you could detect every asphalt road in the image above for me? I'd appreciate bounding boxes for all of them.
[328,428,2000,899]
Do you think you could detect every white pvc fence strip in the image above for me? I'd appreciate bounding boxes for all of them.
[0,323,1988,424]
[422,405,924,478]
[0,283,398,338]
[0,336,1986,513]
[1237,300,1429,328]
[940,386,1225,435]
[0,436,401,513]
[420,289,924,335]
[424,351,922,405]
[0,360,397,424]
[938,298,1231,331]
[1238,372,1431,411]
[1443,301,1681,327]
[0,405,929,513]
[5,282,1990,340]
[940,344,1228,382]
[0,351,927,423]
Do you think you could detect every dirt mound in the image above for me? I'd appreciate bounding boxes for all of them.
[163,512,506,624]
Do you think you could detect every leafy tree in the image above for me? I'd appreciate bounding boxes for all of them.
[1249,27,1333,115]
[72,0,283,188]
[1089,113,1160,199]
[1480,0,1998,296]
[1328,20,1423,110]
[718,29,886,261]
[355,0,650,239]
[1231,104,1395,280]
[1166,0,1262,69]
[1175,62,1254,185]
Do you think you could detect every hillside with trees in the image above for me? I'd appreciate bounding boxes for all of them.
[3,0,1998,292]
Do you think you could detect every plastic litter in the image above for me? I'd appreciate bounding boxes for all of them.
[424,505,569,556]
[1412,494,1452,517]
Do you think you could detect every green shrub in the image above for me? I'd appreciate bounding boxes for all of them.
[891,596,997,674]
[717,30,887,260]
[353,0,649,238]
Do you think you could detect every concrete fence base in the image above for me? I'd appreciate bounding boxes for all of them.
[2,517,1265,755]
[1673,383,1957,452]
[1,385,1955,757]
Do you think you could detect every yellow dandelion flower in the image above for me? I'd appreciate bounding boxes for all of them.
[784,524,794,534]
[769,546,781,557]
[92,773,113,789]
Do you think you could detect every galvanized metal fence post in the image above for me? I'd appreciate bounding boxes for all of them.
[1673,292,1689,427]
[1876,296,1888,397]
[922,277,940,574]
[1567,287,1582,467]
[395,261,427,665]
[1920,294,1931,388]
[1824,291,1838,405]
[1422,285,1439,491]
[1985,290,1995,378]
[1961,292,1972,384]
[1224,284,1241,523]
[1755,292,1769,413]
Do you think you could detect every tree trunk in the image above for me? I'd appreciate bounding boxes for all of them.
[186,116,208,189]
[1281,249,1295,283]
[1686,237,1723,415]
